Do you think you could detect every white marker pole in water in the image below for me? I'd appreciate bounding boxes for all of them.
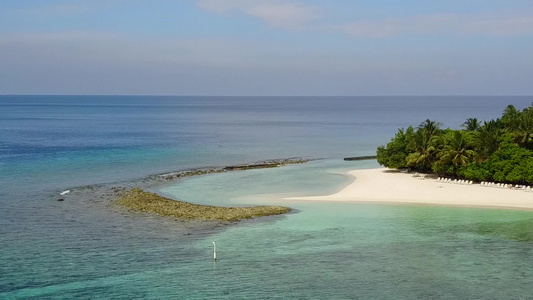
[213,242,217,261]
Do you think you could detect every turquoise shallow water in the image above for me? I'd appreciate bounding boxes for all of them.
[4,160,533,299]
[151,160,533,299]
[155,159,377,206]
[200,205,533,299]
[2,96,533,299]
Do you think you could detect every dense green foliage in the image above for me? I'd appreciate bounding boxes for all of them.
[376,103,533,184]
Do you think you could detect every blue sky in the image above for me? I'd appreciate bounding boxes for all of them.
[1,0,533,95]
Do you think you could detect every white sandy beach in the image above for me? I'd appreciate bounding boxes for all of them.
[288,168,533,210]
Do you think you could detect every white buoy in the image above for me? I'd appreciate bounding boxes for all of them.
[213,242,217,261]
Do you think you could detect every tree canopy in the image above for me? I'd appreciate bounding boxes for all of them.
[376,102,533,184]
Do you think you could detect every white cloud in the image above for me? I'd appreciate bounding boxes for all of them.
[336,12,533,37]
[197,2,533,37]
[197,0,319,30]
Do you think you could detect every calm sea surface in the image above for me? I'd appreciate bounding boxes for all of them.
[1,96,533,299]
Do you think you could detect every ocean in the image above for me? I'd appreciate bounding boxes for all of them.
[1,95,533,299]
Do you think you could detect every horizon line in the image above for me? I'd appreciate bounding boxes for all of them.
[1,94,532,97]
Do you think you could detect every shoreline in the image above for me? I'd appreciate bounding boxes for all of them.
[286,168,533,210]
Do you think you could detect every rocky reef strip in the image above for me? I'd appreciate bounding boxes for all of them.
[59,158,309,222]
[343,155,377,161]
[117,189,291,222]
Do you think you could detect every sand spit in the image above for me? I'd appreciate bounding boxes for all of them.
[287,168,533,210]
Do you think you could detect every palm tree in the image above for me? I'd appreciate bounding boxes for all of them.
[476,120,503,159]
[437,131,475,167]
[461,118,481,131]
[513,112,533,149]
[407,120,442,169]
[501,104,521,130]
[500,105,533,149]
[407,128,438,171]
[417,119,441,137]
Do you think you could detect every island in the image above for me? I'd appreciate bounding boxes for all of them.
[289,102,533,210]
[376,103,533,185]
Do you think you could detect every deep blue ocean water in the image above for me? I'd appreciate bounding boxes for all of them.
[1,96,533,299]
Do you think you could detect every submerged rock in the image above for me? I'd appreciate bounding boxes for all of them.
[116,188,291,222]
[343,155,377,161]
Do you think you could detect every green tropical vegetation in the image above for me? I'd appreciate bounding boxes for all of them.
[376,103,533,184]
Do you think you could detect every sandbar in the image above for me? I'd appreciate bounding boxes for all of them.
[287,168,533,210]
